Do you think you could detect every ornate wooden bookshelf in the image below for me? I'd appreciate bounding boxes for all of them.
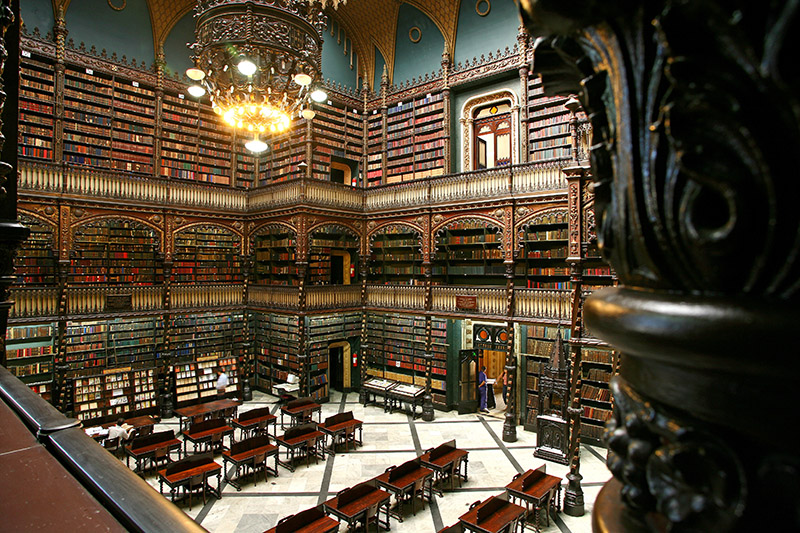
[170,312,243,365]
[14,213,57,286]
[306,312,361,401]
[251,225,298,286]
[73,367,157,423]
[111,77,155,174]
[365,312,447,407]
[434,219,505,285]
[173,225,242,284]
[173,355,239,406]
[70,218,162,285]
[160,89,200,180]
[368,225,423,285]
[5,323,56,401]
[63,64,114,168]
[252,312,300,394]
[309,226,359,285]
[18,50,54,160]
[527,76,572,162]
[578,345,617,444]
[517,211,570,289]
[365,110,383,186]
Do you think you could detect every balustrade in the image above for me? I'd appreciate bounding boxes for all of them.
[364,284,425,310]
[8,288,59,318]
[431,286,507,316]
[171,284,244,309]
[247,285,300,309]
[305,285,361,310]
[514,288,572,320]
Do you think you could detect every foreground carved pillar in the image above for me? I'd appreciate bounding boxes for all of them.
[519,1,800,531]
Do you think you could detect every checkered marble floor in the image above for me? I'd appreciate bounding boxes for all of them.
[140,390,609,533]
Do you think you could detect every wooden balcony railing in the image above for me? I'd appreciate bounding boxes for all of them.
[365,284,425,310]
[247,285,300,310]
[19,160,569,214]
[514,288,572,320]
[171,284,243,310]
[431,286,508,316]
[8,287,59,318]
[306,285,362,310]
[65,286,163,315]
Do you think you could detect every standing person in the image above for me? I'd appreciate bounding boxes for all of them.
[216,366,230,399]
[478,365,489,413]
[498,367,509,406]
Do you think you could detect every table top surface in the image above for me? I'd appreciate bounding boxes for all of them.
[101,415,156,429]
[459,498,527,533]
[159,460,222,484]
[375,465,434,491]
[174,399,242,418]
[263,514,339,533]
[505,469,562,500]
[323,487,391,518]
[419,447,469,468]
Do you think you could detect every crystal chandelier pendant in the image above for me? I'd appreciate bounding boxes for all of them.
[187,0,337,152]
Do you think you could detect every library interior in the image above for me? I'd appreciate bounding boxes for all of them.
[0,0,796,532]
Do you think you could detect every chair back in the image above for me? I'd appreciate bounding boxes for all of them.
[389,458,419,482]
[338,482,374,508]
[189,417,226,434]
[130,429,174,450]
[275,507,324,533]
[283,422,317,441]
[239,406,272,422]
[103,436,120,451]
[137,424,153,437]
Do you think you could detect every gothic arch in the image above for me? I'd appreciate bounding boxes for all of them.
[460,89,519,172]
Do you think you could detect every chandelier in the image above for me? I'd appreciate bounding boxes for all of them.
[186,0,346,152]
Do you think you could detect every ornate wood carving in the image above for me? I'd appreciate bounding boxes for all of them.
[521,0,800,530]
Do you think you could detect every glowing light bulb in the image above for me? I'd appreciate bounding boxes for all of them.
[237,58,257,76]
[293,73,312,86]
[245,138,268,153]
[310,89,327,103]
[185,68,205,81]
[187,85,205,97]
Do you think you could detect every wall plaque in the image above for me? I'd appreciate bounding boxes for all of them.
[106,293,132,311]
[456,295,478,310]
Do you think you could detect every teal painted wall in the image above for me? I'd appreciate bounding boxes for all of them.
[163,12,195,79]
[373,47,387,93]
[393,4,444,86]
[65,0,154,66]
[21,0,53,36]
[322,19,358,90]
[454,0,520,66]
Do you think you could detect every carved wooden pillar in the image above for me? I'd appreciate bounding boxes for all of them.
[517,25,530,164]
[421,261,434,421]
[52,7,66,164]
[380,66,388,184]
[358,258,368,403]
[296,215,309,397]
[521,1,800,531]
[360,86,369,188]
[160,214,173,417]
[502,206,517,442]
[441,50,452,175]
[154,46,165,181]
[305,118,313,179]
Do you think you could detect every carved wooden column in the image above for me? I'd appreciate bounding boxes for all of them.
[521,1,800,531]
[517,25,530,164]
[441,50,452,175]
[421,260,434,421]
[358,257,368,403]
[360,86,369,188]
[153,46,165,180]
[296,215,309,397]
[52,7,66,164]
[502,206,517,442]
[380,66,389,184]
[240,247,253,401]
[304,117,313,179]
[160,214,174,417]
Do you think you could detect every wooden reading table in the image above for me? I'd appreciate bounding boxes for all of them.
[232,406,277,439]
[459,495,527,533]
[222,434,279,490]
[504,466,562,532]
[125,429,182,474]
[280,397,322,429]
[275,423,325,472]
[182,417,235,455]
[323,482,391,532]
[361,378,397,412]
[386,383,425,419]
[318,411,363,455]
[419,440,469,493]
[174,398,242,432]
[158,453,222,509]
[264,505,339,533]
[374,458,434,521]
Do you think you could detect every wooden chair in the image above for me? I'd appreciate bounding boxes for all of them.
[243,450,269,487]
[185,473,207,511]
[207,431,225,454]
[102,436,121,458]
[341,424,357,452]
[151,445,172,472]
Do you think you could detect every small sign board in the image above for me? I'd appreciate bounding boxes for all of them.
[106,293,132,311]
[456,295,478,310]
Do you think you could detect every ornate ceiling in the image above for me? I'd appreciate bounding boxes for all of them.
[56,0,466,88]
